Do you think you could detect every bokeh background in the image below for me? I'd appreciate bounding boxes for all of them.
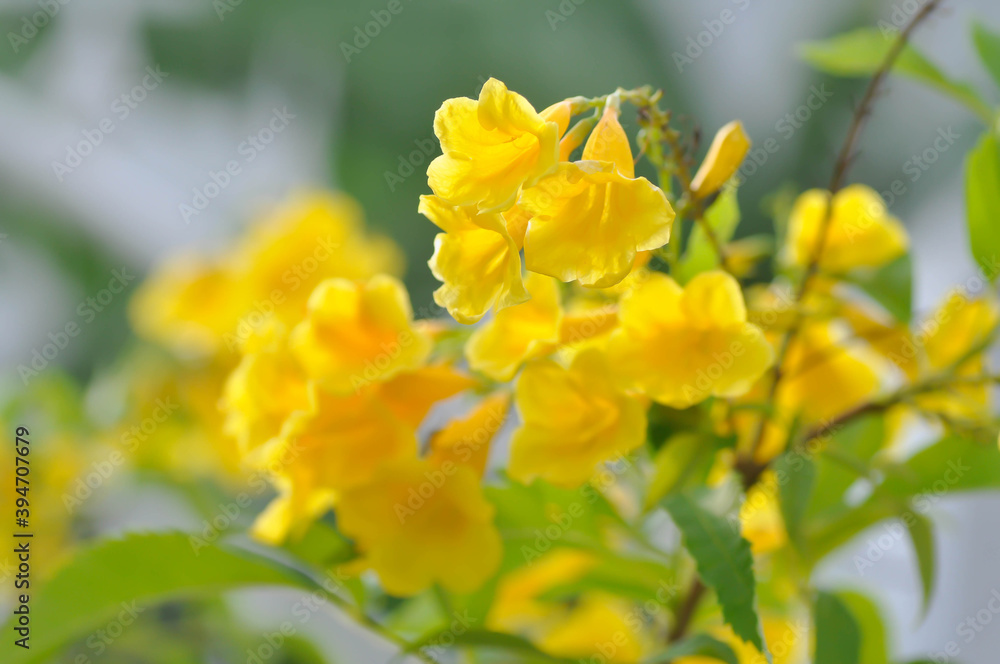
[2,0,1000,661]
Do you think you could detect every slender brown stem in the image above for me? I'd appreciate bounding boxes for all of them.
[669,578,707,642]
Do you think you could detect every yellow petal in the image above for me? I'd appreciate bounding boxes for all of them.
[690,120,750,199]
[427,392,510,476]
[582,105,635,178]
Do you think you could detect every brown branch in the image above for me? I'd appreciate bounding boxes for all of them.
[669,578,706,642]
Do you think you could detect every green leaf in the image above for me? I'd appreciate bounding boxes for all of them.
[846,254,913,322]
[814,591,861,664]
[2,532,319,664]
[800,28,993,123]
[283,519,356,567]
[642,633,739,664]
[906,514,936,615]
[838,591,889,664]
[774,452,815,546]
[663,492,766,655]
[678,187,741,283]
[965,130,1000,279]
[973,20,1000,91]
[806,415,884,524]
[408,628,573,663]
[645,433,714,509]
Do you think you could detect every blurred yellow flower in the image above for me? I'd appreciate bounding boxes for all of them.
[740,473,787,555]
[465,272,563,381]
[520,106,674,287]
[608,271,773,408]
[690,120,751,199]
[290,275,432,393]
[419,195,528,324]
[427,392,510,476]
[538,595,647,663]
[427,77,560,212]
[510,349,647,487]
[337,457,502,595]
[785,184,908,273]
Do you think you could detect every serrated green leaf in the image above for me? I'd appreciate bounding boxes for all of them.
[642,633,739,664]
[774,452,815,546]
[1,532,319,664]
[905,513,936,616]
[678,187,741,283]
[815,591,861,664]
[800,28,992,123]
[973,20,1000,91]
[663,493,765,655]
[965,130,1000,279]
[838,591,889,664]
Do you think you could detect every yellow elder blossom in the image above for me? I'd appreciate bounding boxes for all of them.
[520,106,674,287]
[337,457,502,595]
[465,272,563,381]
[419,194,528,324]
[608,271,773,408]
[427,392,510,476]
[290,275,431,393]
[510,349,647,487]
[690,121,751,199]
[740,472,788,555]
[427,78,560,212]
[785,184,908,273]
[538,595,647,662]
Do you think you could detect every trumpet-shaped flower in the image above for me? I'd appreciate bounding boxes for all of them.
[537,596,647,662]
[785,184,908,273]
[690,121,751,199]
[291,275,431,393]
[419,195,528,324]
[427,78,560,212]
[337,457,502,595]
[520,107,674,287]
[465,272,563,381]
[509,349,647,487]
[608,271,773,408]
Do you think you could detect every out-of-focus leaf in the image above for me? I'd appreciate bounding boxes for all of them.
[972,20,1000,91]
[805,415,884,523]
[965,130,1000,279]
[905,513,936,615]
[407,628,573,663]
[774,452,815,546]
[814,591,860,664]
[283,520,356,567]
[799,28,992,123]
[645,433,714,509]
[1,532,320,664]
[663,492,766,655]
[642,633,739,664]
[678,187,741,283]
[838,591,890,664]
[846,254,913,322]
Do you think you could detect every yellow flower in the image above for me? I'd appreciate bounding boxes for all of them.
[487,549,596,636]
[510,349,647,487]
[520,106,674,287]
[419,195,528,324]
[537,595,647,663]
[608,271,773,408]
[290,275,432,393]
[690,120,751,199]
[785,184,908,273]
[740,472,787,554]
[337,457,502,595]
[251,365,473,543]
[427,78,560,212]
[427,393,510,477]
[220,321,310,458]
[465,272,563,381]
[129,255,248,357]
